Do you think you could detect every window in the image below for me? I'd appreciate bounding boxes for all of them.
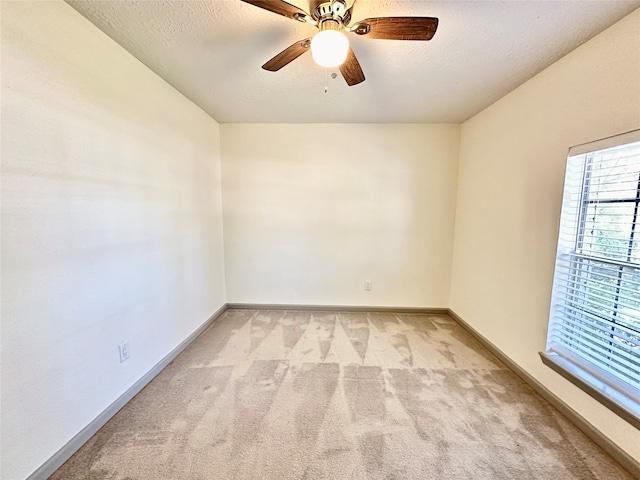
[542,130,640,427]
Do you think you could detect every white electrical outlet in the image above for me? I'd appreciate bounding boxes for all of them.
[365,280,372,291]
[119,341,130,363]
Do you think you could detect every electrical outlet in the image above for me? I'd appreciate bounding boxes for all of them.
[365,280,372,291]
[119,341,130,363]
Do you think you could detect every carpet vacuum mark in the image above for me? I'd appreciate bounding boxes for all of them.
[51,310,633,479]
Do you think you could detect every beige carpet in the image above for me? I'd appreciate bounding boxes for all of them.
[51,310,633,479]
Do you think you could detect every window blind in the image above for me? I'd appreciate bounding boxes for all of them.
[546,132,640,409]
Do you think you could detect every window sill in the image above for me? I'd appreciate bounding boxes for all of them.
[539,351,640,430]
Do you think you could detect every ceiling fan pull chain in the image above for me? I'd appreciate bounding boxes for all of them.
[324,67,328,93]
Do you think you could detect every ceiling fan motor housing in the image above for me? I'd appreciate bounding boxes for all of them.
[312,1,351,26]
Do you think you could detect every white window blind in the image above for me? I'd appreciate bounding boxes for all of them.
[546,131,640,414]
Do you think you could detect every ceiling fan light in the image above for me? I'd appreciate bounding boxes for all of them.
[310,30,349,68]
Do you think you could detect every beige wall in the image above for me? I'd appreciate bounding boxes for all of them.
[450,9,640,460]
[221,124,459,307]
[0,2,226,479]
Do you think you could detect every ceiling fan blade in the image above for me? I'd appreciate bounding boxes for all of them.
[241,0,308,21]
[339,48,365,86]
[262,38,311,71]
[354,17,438,40]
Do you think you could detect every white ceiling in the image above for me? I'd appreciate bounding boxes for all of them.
[67,0,640,123]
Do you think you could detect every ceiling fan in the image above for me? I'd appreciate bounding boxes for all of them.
[241,0,439,86]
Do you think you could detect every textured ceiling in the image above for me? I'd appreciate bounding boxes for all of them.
[67,0,640,123]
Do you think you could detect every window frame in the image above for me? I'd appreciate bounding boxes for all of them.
[541,130,640,429]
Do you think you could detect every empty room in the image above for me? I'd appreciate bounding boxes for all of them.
[1,0,639,479]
